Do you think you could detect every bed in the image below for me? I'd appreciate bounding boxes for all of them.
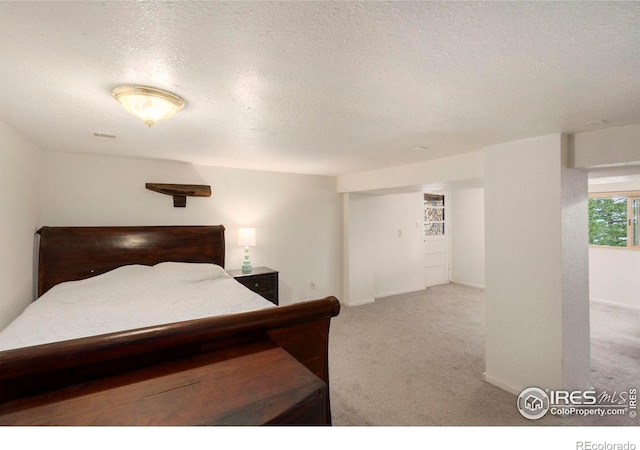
[0,225,340,425]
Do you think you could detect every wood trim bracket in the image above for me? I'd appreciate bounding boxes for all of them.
[145,183,212,207]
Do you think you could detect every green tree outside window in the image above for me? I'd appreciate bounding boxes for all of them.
[588,197,627,247]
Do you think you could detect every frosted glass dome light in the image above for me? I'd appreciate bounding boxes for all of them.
[111,85,185,127]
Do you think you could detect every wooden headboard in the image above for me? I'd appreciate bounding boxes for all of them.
[37,226,226,297]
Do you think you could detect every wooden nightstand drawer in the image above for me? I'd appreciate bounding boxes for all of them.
[227,267,279,305]
[239,274,276,293]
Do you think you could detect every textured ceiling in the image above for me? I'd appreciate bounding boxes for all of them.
[1,1,639,176]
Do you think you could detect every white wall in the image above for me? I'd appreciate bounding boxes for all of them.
[589,247,640,310]
[484,133,590,393]
[574,122,640,169]
[343,191,424,305]
[450,187,485,288]
[343,193,376,306]
[373,192,424,297]
[337,151,484,193]
[0,120,41,329]
[41,152,342,306]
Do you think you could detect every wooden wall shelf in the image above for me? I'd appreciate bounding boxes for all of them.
[145,183,211,207]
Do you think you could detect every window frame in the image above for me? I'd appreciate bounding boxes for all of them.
[588,190,640,250]
[423,193,446,240]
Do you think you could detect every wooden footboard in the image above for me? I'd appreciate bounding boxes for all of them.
[0,296,340,424]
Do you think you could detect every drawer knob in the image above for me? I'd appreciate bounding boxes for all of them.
[254,282,259,288]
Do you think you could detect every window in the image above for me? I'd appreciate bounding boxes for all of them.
[589,191,640,248]
[424,193,445,236]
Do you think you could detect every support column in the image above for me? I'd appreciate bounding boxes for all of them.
[484,133,590,394]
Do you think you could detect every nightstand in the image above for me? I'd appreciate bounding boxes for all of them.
[228,267,279,305]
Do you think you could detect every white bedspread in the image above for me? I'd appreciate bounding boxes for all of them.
[0,262,275,351]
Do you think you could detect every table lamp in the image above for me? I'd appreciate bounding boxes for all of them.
[238,227,256,273]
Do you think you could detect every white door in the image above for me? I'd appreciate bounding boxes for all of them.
[423,192,450,287]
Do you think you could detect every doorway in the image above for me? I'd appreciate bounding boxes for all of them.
[423,192,450,287]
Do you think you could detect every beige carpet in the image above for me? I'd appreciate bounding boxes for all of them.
[328,283,640,426]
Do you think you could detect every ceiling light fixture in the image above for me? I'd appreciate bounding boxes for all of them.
[111,85,185,127]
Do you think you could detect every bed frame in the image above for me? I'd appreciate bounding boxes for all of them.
[0,225,340,425]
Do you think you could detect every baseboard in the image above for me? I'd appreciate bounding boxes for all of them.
[590,298,640,312]
[482,372,521,396]
[424,280,450,288]
[374,287,426,299]
[343,298,375,307]
[450,280,485,289]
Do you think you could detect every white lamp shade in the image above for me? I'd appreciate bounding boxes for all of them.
[238,227,256,247]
